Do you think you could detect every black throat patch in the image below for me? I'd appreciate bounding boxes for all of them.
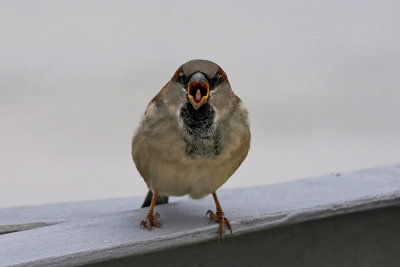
[179,102,221,157]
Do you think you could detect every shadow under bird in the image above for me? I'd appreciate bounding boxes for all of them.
[132,59,251,243]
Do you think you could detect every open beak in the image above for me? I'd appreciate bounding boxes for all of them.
[187,72,210,110]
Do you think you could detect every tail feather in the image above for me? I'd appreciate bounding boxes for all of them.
[141,190,169,208]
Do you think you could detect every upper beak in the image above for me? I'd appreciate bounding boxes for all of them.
[187,72,209,110]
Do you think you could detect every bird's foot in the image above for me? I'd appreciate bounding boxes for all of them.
[206,209,232,244]
[140,212,162,230]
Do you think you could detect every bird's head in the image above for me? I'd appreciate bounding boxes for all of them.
[169,59,231,111]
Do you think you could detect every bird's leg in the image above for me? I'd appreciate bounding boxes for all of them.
[140,190,162,230]
[206,192,232,244]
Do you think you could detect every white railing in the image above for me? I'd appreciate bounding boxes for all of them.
[1,164,400,267]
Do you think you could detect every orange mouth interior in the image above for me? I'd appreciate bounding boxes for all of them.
[188,81,209,103]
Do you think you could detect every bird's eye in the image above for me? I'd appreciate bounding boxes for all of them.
[210,74,221,89]
[178,71,187,84]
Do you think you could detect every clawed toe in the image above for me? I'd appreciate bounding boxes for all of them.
[206,208,232,244]
[206,210,217,223]
[140,191,162,230]
[140,212,162,230]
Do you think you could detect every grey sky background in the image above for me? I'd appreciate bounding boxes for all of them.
[1,1,399,207]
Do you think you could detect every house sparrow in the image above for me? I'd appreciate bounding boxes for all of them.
[132,59,250,243]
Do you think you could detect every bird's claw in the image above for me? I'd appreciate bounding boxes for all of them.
[140,212,162,230]
[206,210,215,224]
[206,209,232,244]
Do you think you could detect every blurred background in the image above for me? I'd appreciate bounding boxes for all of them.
[1,1,399,208]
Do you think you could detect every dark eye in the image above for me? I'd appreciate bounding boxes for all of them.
[210,73,221,89]
[178,71,187,84]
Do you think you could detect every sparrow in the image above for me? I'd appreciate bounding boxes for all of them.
[132,59,250,243]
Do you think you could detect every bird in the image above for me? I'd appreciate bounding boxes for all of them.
[131,59,250,243]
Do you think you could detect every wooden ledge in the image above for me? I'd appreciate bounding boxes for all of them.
[1,164,400,267]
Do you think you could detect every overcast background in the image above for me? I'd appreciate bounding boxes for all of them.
[1,1,399,208]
